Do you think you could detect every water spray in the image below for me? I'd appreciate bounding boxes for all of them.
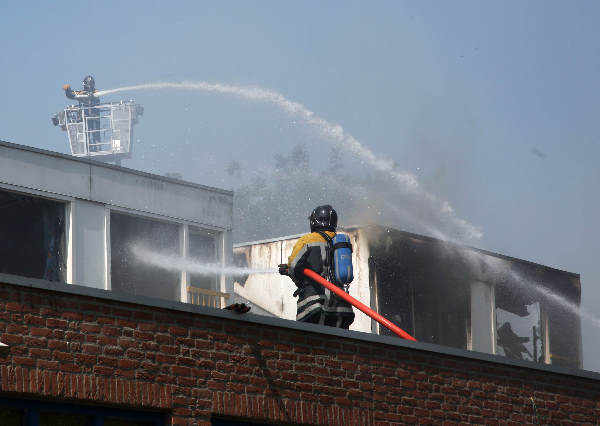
[454,246,600,330]
[508,269,600,329]
[131,245,277,276]
[96,81,482,242]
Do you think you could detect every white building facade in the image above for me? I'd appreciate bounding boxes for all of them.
[0,141,233,306]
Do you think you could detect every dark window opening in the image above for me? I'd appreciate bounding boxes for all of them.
[0,398,164,426]
[546,274,582,368]
[40,411,89,426]
[110,212,180,302]
[212,416,293,425]
[0,189,65,282]
[0,408,22,426]
[105,417,157,426]
[373,235,469,350]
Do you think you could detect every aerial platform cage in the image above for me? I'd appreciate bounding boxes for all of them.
[53,101,143,162]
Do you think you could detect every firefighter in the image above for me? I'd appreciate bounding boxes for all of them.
[63,75,100,106]
[63,75,101,150]
[279,205,355,329]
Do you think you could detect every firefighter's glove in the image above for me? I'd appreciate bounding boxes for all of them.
[278,263,289,276]
[63,84,71,91]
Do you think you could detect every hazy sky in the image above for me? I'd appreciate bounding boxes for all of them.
[1,1,599,370]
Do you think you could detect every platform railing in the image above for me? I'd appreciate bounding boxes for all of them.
[187,286,229,308]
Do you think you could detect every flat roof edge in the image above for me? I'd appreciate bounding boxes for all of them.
[236,224,580,279]
[0,139,233,196]
[0,272,597,382]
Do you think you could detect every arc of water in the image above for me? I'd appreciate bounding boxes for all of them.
[96,81,482,242]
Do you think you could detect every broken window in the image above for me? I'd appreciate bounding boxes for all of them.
[494,264,543,363]
[0,189,65,282]
[110,212,180,301]
[495,303,543,362]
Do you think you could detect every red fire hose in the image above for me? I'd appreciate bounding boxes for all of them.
[303,268,417,341]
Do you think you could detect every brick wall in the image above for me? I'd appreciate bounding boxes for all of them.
[0,278,599,425]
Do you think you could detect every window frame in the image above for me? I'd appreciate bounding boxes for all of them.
[107,206,224,304]
[0,184,70,283]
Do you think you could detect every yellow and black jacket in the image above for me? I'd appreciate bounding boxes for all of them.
[287,231,354,328]
[64,85,100,106]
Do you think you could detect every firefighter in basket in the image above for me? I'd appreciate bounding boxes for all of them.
[62,75,101,149]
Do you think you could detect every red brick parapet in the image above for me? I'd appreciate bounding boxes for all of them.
[0,276,598,425]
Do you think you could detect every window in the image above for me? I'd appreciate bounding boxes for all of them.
[110,212,180,301]
[494,263,545,363]
[189,227,217,291]
[212,417,280,426]
[0,398,164,426]
[0,189,66,282]
[187,227,225,307]
[40,412,89,426]
[495,301,543,362]
[0,408,22,426]
[373,235,469,349]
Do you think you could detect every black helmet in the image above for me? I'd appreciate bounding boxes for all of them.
[309,205,338,232]
[83,75,95,91]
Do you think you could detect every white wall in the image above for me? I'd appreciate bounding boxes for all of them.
[68,200,108,289]
[233,229,373,333]
[470,280,496,354]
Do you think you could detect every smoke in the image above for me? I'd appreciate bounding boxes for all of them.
[131,245,277,275]
[96,81,482,243]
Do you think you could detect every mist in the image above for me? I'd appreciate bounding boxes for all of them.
[102,81,482,246]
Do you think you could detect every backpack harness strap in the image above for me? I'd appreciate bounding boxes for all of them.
[333,241,352,251]
[316,231,335,283]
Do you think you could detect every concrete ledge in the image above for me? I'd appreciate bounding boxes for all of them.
[0,271,598,383]
[0,139,233,196]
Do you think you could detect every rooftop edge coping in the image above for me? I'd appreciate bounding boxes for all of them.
[0,139,233,197]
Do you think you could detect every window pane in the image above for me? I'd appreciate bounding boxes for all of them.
[187,228,219,307]
[40,412,90,426]
[110,212,180,301]
[0,190,66,281]
[0,408,23,426]
[375,236,468,349]
[212,418,274,425]
[495,273,543,363]
[496,304,542,362]
[189,228,217,290]
[105,417,155,426]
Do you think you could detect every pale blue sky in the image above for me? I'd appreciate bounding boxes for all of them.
[1,1,599,369]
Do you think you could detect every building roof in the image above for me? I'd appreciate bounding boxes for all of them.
[0,139,233,229]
